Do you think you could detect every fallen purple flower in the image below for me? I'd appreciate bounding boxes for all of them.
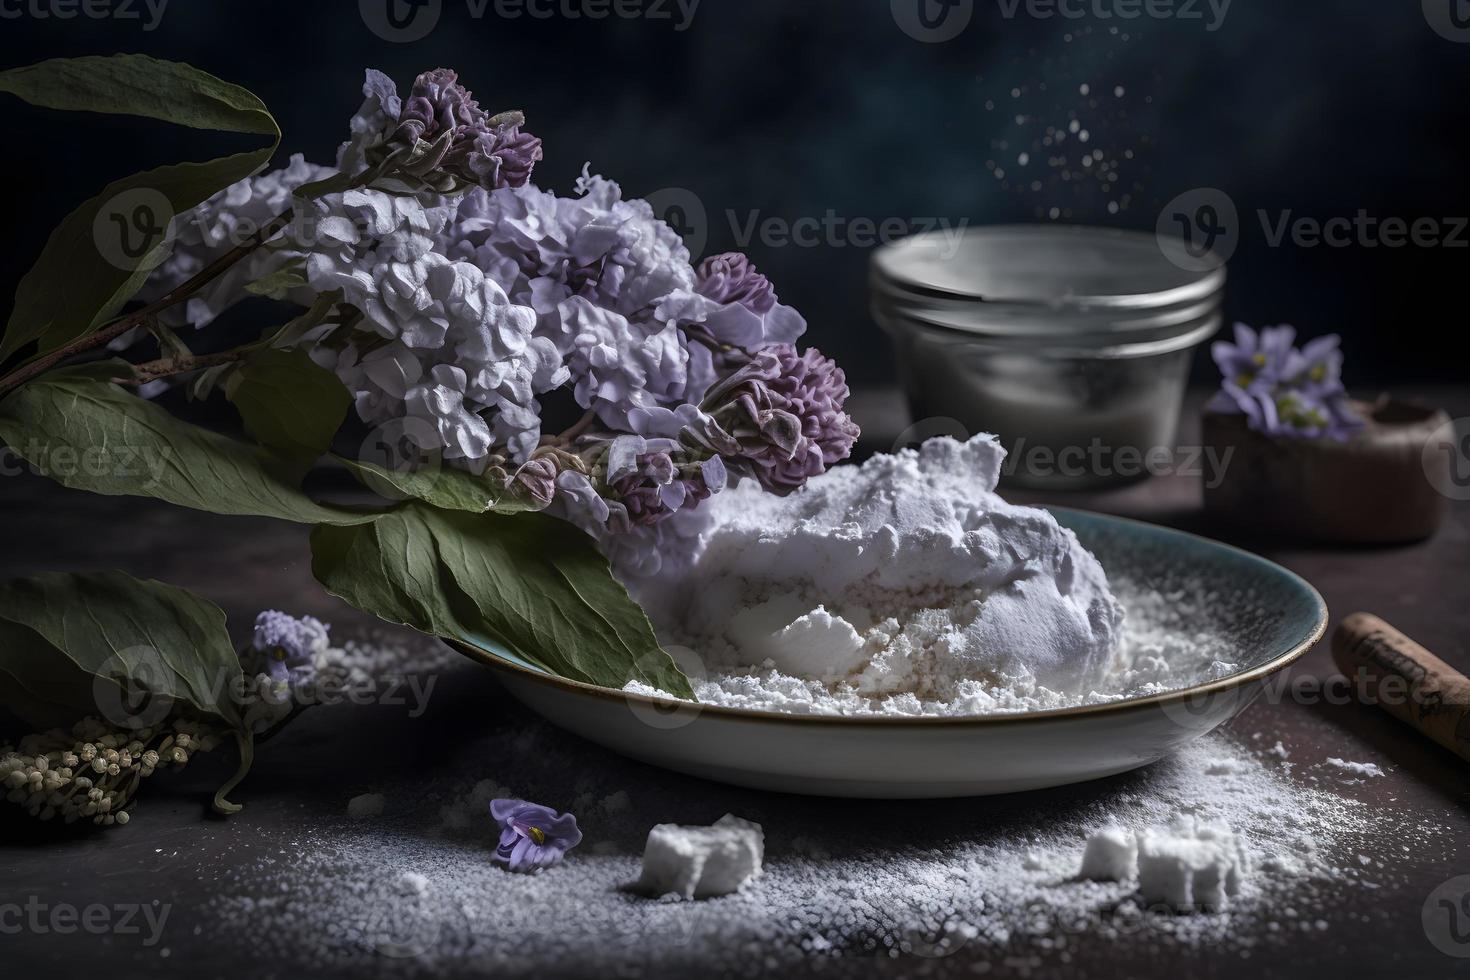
[490,799,582,872]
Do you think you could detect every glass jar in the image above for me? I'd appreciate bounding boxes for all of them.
[870,225,1225,489]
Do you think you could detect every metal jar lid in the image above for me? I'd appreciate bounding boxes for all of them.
[870,224,1225,355]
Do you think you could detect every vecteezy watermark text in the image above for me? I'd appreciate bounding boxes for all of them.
[1157,187,1470,271]
[993,0,1231,31]
[360,0,698,42]
[0,898,170,947]
[0,442,173,489]
[891,0,1228,42]
[1001,438,1235,488]
[642,188,970,262]
[727,210,969,256]
[0,0,167,29]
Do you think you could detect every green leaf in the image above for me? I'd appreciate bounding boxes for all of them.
[244,262,308,297]
[0,54,276,134]
[3,152,279,364]
[311,505,694,696]
[291,170,361,203]
[188,362,238,402]
[259,290,341,349]
[0,55,281,362]
[0,570,243,730]
[228,348,350,471]
[0,618,104,731]
[337,457,543,514]
[0,375,373,525]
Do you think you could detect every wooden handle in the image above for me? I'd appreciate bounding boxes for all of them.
[1332,612,1470,762]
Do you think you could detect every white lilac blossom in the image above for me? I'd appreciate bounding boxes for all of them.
[296,185,566,460]
[1209,323,1364,440]
[135,153,334,329]
[137,66,859,576]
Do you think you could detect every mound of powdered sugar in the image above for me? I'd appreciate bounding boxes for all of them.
[626,435,1251,716]
[630,436,1124,704]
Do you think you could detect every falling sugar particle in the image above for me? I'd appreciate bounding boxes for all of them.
[1114,85,1126,97]
[1017,152,1030,166]
[1079,83,1090,95]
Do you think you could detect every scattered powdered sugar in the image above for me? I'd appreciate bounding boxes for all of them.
[624,436,1250,717]
[198,702,1448,976]
[1323,758,1386,779]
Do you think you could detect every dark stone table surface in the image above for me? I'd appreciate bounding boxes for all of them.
[1,386,1467,979]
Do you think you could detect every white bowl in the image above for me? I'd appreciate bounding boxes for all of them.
[450,509,1326,798]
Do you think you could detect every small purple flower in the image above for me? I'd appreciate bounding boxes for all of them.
[448,112,543,191]
[388,69,542,190]
[1210,323,1296,394]
[689,344,859,495]
[1208,323,1365,441]
[695,252,777,315]
[607,442,725,526]
[490,799,582,872]
[393,68,483,149]
[250,610,329,685]
[1283,333,1346,397]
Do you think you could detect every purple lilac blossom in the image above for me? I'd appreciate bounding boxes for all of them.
[1208,323,1364,440]
[605,435,727,527]
[689,344,859,495]
[695,252,776,314]
[489,799,582,872]
[343,68,542,191]
[138,68,863,579]
[250,610,329,686]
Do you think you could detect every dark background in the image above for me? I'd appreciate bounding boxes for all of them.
[1,0,1467,388]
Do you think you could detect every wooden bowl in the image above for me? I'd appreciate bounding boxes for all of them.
[1202,399,1451,544]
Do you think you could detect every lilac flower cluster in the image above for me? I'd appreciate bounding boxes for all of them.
[1208,324,1364,440]
[246,610,329,687]
[140,67,859,575]
[345,68,542,192]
